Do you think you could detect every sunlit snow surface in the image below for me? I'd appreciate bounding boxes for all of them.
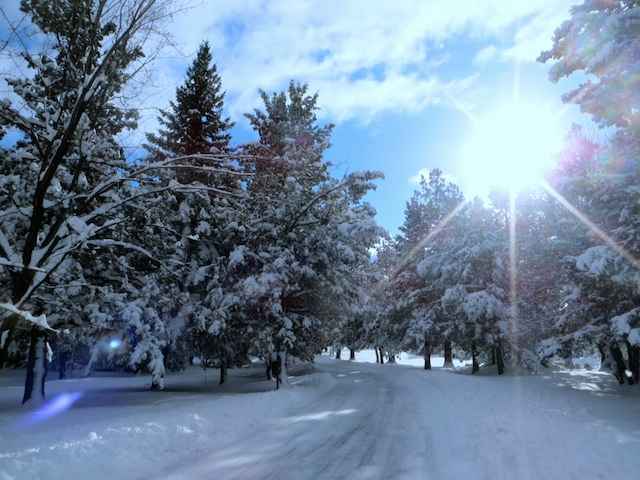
[0,357,639,480]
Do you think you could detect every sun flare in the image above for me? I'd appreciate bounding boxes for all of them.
[460,102,564,195]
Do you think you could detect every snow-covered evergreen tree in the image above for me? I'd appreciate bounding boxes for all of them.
[397,169,463,257]
[539,0,640,383]
[229,82,382,384]
[0,0,171,403]
[0,0,248,402]
[380,169,465,369]
[145,41,234,184]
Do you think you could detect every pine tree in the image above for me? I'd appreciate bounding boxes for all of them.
[244,81,333,193]
[384,169,464,367]
[145,41,234,183]
[396,169,464,268]
[224,83,382,386]
[539,0,640,382]
[539,0,640,135]
[397,194,426,254]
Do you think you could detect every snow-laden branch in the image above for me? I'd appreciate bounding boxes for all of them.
[0,227,19,263]
[284,171,382,235]
[11,218,128,313]
[172,182,245,198]
[0,303,56,333]
[80,154,252,205]
[87,239,163,264]
[283,180,350,235]
[0,259,46,272]
[83,186,174,223]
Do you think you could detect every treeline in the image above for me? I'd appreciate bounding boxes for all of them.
[330,1,640,383]
[0,0,381,404]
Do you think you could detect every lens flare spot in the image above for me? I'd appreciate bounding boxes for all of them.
[29,392,83,423]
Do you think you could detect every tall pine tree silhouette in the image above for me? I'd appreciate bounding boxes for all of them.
[146,42,233,183]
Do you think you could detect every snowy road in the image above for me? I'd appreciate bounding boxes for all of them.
[2,357,639,480]
[161,358,640,480]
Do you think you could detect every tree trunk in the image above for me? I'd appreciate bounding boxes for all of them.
[627,342,639,385]
[0,329,13,369]
[265,352,272,380]
[150,353,166,391]
[379,347,385,365]
[0,346,7,369]
[278,351,290,388]
[349,349,355,360]
[69,346,76,377]
[610,343,627,384]
[335,347,341,360]
[424,335,431,370]
[219,356,227,385]
[471,343,479,374]
[23,328,48,405]
[83,343,100,377]
[58,350,67,380]
[496,343,505,375]
[490,346,496,365]
[597,343,607,367]
[151,373,165,390]
[443,340,453,368]
[375,348,380,364]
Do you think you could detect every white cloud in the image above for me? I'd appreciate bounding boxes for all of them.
[156,0,577,122]
[501,8,573,62]
[473,45,498,66]
[1,0,579,134]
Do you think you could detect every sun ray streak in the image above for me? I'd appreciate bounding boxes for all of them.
[392,200,468,279]
[444,91,477,126]
[512,61,521,103]
[508,189,518,339]
[541,180,640,271]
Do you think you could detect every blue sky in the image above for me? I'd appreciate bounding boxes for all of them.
[0,0,588,234]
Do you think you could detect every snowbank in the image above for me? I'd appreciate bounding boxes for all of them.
[0,365,333,480]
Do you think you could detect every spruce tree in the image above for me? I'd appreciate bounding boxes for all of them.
[145,41,233,167]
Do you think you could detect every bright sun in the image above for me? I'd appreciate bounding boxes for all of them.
[460,102,564,195]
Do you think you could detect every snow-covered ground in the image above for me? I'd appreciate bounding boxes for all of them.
[1,353,639,479]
